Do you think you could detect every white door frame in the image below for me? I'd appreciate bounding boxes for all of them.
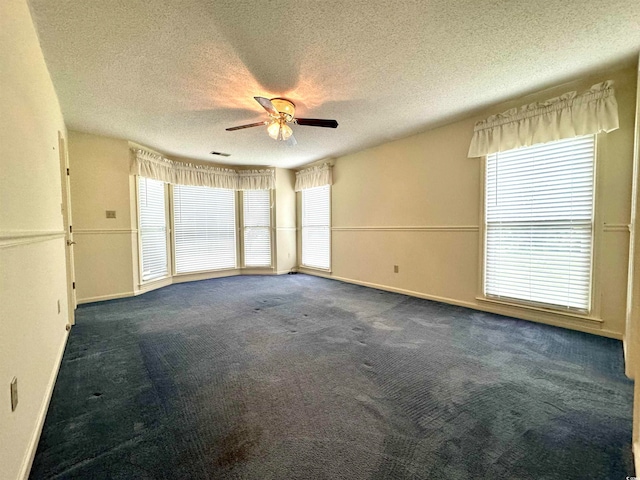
[58,131,76,325]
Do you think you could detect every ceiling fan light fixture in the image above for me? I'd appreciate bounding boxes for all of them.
[267,120,280,139]
[280,123,293,140]
[225,96,337,144]
[267,120,293,141]
[270,98,295,121]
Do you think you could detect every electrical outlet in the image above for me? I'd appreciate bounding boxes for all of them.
[106,210,116,219]
[394,265,399,273]
[10,377,18,412]
[57,299,61,314]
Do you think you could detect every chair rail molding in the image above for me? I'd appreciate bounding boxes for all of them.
[332,225,479,232]
[0,230,66,248]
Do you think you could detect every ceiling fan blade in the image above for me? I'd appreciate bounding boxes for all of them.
[286,133,297,147]
[225,121,267,131]
[254,97,280,116]
[295,118,338,128]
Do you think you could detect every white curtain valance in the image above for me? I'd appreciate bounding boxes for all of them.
[468,80,619,158]
[130,149,275,190]
[237,169,276,190]
[294,163,333,192]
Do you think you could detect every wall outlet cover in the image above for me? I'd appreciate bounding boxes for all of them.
[106,210,116,219]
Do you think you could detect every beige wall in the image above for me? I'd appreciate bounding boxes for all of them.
[301,65,637,340]
[67,131,137,302]
[275,168,297,273]
[0,1,71,478]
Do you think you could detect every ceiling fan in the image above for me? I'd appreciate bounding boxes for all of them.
[226,97,338,145]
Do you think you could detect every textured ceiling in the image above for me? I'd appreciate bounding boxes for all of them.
[29,0,640,168]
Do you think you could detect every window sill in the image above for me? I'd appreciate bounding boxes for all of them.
[299,265,332,274]
[475,296,603,324]
[241,266,276,275]
[173,267,238,277]
[139,275,171,287]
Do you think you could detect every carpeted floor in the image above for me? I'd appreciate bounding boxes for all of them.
[30,274,634,479]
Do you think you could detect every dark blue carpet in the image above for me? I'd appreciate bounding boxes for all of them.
[30,274,634,479]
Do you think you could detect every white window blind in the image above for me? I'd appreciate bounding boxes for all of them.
[302,185,331,270]
[243,190,272,267]
[485,135,595,311]
[173,185,237,273]
[138,177,168,282]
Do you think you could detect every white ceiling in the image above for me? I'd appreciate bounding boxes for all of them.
[29,0,640,169]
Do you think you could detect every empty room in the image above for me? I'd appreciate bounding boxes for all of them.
[2,0,640,479]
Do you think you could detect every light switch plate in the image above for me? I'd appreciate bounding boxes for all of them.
[10,377,17,412]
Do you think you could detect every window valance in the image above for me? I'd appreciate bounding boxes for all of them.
[237,169,276,190]
[130,149,275,190]
[294,163,332,191]
[468,80,619,158]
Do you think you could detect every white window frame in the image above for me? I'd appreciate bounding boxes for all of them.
[172,184,238,275]
[479,135,598,314]
[241,189,274,268]
[136,178,284,286]
[301,185,331,271]
[136,176,170,284]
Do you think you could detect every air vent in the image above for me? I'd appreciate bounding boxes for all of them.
[210,151,231,157]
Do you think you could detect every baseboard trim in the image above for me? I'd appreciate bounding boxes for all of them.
[299,270,622,340]
[86,269,294,303]
[476,295,604,324]
[473,298,621,340]
[77,291,135,304]
[327,273,481,309]
[19,328,69,480]
[298,268,477,307]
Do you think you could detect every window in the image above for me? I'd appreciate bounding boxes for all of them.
[302,185,331,270]
[138,177,168,281]
[243,189,272,267]
[173,185,237,273]
[484,135,595,311]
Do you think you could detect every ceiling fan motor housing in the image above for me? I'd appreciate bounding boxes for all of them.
[270,98,295,121]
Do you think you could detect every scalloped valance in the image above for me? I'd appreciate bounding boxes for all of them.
[130,149,275,190]
[468,80,619,158]
[294,163,332,191]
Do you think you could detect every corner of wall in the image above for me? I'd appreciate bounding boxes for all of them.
[68,132,136,302]
[275,168,297,272]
